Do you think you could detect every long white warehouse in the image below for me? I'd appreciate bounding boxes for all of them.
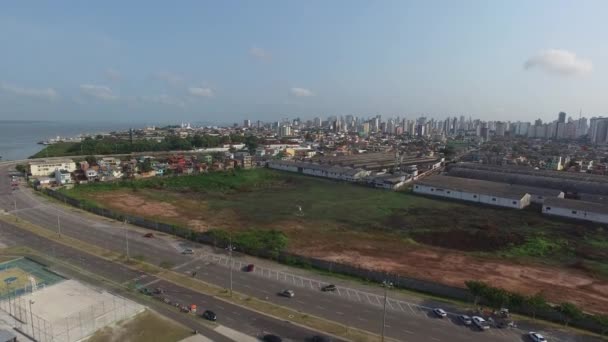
[414,175,532,209]
[542,198,608,224]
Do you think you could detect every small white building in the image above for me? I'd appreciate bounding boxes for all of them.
[267,160,370,182]
[542,198,608,224]
[30,159,76,176]
[54,169,72,185]
[85,169,98,181]
[414,175,532,209]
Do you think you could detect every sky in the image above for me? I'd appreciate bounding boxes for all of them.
[0,0,607,123]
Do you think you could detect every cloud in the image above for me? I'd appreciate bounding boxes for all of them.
[290,87,314,97]
[0,83,58,101]
[188,87,214,97]
[104,68,122,82]
[249,46,271,61]
[79,84,118,101]
[524,49,592,75]
[140,94,186,107]
[155,71,183,87]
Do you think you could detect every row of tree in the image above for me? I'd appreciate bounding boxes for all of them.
[465,280,608,334]
[62,134,260,156]
[206,228,288,258]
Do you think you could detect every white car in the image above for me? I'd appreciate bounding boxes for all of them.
[182,248,194,255]
[528,332,547,342]
[279,289,295,298]
[433,308,447,318]
[458,314,472,325]
[472,316,490,330]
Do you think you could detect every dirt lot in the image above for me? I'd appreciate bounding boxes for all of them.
[66,170,608,314]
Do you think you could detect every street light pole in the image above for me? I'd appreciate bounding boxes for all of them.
[124,219,130,260]
[381,280,393,342]
[229,237,233,297]
[57,211,61,237]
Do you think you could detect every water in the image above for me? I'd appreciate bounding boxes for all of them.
[0,121,141,161]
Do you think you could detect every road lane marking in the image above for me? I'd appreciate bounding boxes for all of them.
[336,311,344,315]
[402,329,414,334]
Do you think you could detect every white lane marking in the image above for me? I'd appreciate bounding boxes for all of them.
[387,299,396,310]
[336,311,344,315]
[407,303,416,314]
[374,295,383,306]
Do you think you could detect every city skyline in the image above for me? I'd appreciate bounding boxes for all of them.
[1,1,608,122]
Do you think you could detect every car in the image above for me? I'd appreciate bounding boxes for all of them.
[309,335,332,342]
[244,264,255,272]
[279,289,295,298]
[321,284,337,292]
[143,233,154,238]
[182,248,194,254]
[201,310,217,321]
[458,314,472,325]
[433,308,447,318]
[263,334,282,342]
[528,332,547,342]
[472,316,490,330]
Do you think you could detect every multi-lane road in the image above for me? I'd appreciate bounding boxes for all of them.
[0,162,599,342]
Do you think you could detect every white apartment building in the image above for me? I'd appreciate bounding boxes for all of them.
[30,159,77,176]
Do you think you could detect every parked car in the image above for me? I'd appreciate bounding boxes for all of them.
[309,335,332,342]
[472,316,490,330]
[528,332,547,342]
[321,284,337,292]
[245,264,255,272]
[279,289,295,298]
[143,232,154,238]
[182,248,194,255]
[433,308,447,318]
[263,334,282,342]
[201,310,217,321]
[458,314,472,325]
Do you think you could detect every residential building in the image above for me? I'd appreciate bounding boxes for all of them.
[54,169,72,185]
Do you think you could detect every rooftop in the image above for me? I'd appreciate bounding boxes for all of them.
[416,175,529,200]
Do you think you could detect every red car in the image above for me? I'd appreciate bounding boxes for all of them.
[245,264,255,272]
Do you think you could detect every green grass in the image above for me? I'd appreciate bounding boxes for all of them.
[30,142,79,158]
[60,169,608,269]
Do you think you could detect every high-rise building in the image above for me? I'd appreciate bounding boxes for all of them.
[589,117,608,144]
[279,125,292,137]
[495,122,506,136]
[244,119,251,128]
[313,117,322,127]
[558,112,566,124]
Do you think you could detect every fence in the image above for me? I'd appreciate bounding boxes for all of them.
[43,188,607,335]
[0,291,142,342]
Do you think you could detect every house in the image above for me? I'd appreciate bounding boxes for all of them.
[234,152,253,169]
[85,169,98,181]
[369,174,410,190]
[30,159,76,176]
[542,198,608,224]
[54,169,72,185]
[413,175,532,209]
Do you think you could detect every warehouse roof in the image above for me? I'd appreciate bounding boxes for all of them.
[543,198,608,215]
[416,175,529,200]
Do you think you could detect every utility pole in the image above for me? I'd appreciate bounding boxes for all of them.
[29,300,35,340]
[381,280,393,342]
[124,219,130,260]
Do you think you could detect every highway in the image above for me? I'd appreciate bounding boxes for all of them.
[0,162,599,342]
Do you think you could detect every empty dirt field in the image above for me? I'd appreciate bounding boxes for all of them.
[61,169,608,314]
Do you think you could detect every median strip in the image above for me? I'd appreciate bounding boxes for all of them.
[0,214,396,342]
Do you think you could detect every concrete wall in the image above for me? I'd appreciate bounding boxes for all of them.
[413,184,528,209]
[542,205,608,224]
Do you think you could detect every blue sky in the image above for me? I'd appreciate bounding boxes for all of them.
[0,0,606,123]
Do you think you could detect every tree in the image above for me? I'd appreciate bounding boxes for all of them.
[484,287,510,310]
[525,292,547,319]
[559,302,583,327]
[85,155,97,166]
[594,314,608,336]
[465,280,488,306]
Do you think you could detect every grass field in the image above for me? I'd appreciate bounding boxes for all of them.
[87,309,191,342]
[61,168,608,313]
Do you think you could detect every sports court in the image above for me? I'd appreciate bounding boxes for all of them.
[0,257,64,300]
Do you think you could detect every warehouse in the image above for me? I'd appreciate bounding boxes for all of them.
[542,198,608,224]
[267,160,371,182]
[414,175,532,209]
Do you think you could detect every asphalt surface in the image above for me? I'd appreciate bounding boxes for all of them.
[0,162,601,342]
